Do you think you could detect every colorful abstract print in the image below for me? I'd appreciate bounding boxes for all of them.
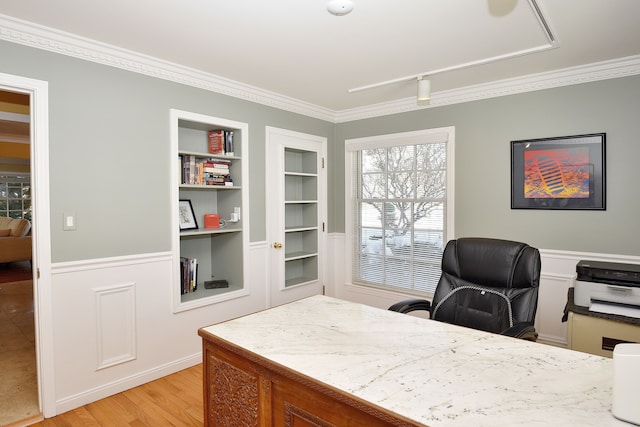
[524,147,590,199]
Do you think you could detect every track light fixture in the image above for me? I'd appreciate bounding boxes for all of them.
[348,0,555,98]
[417,76,431,105]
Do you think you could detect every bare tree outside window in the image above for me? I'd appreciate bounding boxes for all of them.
[354,142,447,294]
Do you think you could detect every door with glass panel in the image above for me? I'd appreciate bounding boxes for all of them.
[266,127,326,307]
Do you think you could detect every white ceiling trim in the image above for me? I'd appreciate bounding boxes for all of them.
[336,55,640,123]
[0,14,336,122]
[1,14,640,125]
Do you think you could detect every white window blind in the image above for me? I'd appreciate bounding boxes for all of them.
[346,127,454,296]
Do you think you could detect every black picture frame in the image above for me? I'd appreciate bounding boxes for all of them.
[511,133,606,210]
[178,199,198,230]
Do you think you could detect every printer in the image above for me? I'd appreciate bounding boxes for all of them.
[574,260,640,309]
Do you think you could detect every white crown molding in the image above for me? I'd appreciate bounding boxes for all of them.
[335,55,640,122]
[0,14,337,123]
[2,14,640,124]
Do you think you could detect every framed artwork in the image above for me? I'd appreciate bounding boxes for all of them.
[511,133,606,210]
[179,199,198,230]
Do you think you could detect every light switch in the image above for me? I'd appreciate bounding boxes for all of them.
[63,213,77,231]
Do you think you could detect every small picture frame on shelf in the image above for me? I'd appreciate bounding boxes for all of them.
[179,200,198,230]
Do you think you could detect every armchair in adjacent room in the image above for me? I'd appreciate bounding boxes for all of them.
[389,237,541,341]
[0,216,32,264]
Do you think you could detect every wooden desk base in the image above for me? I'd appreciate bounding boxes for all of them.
[200,332,422,427]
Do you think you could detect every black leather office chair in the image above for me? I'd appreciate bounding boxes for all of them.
[389,237,541,341]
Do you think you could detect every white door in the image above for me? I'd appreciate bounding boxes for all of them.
[0,72,54,416]
[266,127,326,307]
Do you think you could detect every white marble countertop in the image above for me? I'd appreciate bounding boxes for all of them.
[202,295,628,426]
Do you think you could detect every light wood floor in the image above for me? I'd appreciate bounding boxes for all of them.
[0,277,39,426]
[31,364,204,426]
[0,263,205,427]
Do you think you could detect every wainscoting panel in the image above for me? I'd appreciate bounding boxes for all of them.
[94,282,136,370]
[535,273,574,346]
[45,241,638,415]
[328,233,640,348]
[50,248,269,415]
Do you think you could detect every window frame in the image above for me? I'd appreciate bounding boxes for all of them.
[0,173,31,220]
[344,126,455,298]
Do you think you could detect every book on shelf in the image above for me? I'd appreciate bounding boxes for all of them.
[180,257,198,294]
[208,129,234,156]
[181,156,233,186]
[202,161,230,176]
[207,130,224,155]
[181,155,198,185]
[204,174,226,186]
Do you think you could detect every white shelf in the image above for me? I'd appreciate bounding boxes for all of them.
[179,184,241,190]
[180,225,242,237]
[171,109,249,313]
[285,251,318,261]
[285,171,317,177]
[282,147,321,290]
[284,226,317,233]
[179,149,241,161]
[285,276,317,288]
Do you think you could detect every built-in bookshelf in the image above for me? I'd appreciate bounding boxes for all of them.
[170,109,249,312]
[284,148,319,287]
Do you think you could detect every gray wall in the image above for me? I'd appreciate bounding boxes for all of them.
[334,75,640,255]
[0,40,334,262]
[2,38,639,260]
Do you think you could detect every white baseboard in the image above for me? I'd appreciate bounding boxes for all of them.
[55,353,201,414]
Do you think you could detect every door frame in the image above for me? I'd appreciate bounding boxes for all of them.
[0,72,54,416]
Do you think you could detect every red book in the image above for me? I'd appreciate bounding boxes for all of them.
[207,130,224,155]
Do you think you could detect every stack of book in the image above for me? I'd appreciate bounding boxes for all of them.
[207,129,234,156]
[180,257,197,294]
[180,156,233,186]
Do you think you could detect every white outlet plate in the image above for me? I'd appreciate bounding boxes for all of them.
[63,213,77,231]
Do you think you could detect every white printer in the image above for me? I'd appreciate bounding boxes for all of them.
[574,260,640,309]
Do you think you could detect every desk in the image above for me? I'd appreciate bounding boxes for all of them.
[199,295,625,426]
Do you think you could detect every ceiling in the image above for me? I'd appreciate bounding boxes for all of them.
[0,90,29,167]
[1,0,640,114]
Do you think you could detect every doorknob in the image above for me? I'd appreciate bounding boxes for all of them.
[273,242,283,249]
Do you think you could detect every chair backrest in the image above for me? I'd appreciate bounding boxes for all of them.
[431,237,541,334]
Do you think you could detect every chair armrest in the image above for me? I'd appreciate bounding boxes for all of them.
[502,322,538,341]
[388,298,432,314]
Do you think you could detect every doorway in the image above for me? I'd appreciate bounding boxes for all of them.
[0,72,54,421]
[0,89,39,425]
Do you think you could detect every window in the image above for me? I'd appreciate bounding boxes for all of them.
[345,127,454,296]
[0,174,31,220]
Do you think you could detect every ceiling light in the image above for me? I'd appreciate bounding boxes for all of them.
[417,77,431,105]
[327,0,354,16]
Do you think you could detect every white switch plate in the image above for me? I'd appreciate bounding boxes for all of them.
[63,213,77,231]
